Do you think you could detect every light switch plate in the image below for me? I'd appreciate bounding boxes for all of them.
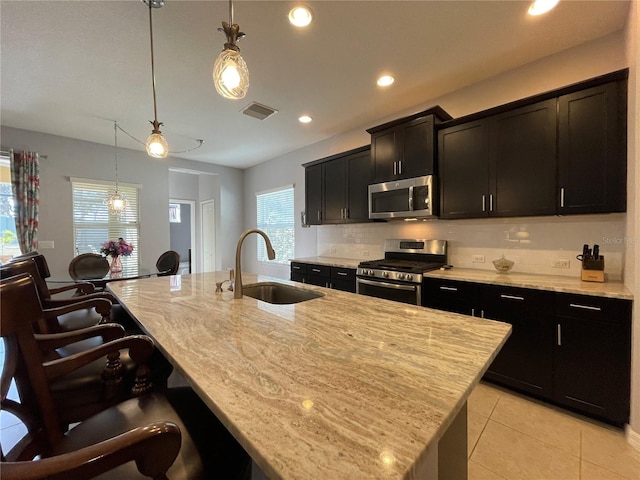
[472,255,485,263]
[38,240,54,249]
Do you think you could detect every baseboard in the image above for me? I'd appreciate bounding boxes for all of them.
[626,424,640,451]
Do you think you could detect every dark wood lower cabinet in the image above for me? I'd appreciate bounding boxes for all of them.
[481,285,554,398]
[553,294,632,426]
[290,263,356,293]
[422,277,631,425]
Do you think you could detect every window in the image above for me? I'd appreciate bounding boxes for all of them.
[256,185,294,264]
[0,154,19,260]
[71,179,140,266]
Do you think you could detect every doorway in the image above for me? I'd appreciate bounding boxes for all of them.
[201,199,215,272]
[169,199,196,274]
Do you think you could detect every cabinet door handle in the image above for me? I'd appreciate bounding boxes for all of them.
[293,266,301,270]
[439,286,458,291]
[569,303,602,311]
[344,208,349,219]
[393,161,397,175]
[560,187,565,208]
[500,294,524,301]
[398,160,402,175]
[557,324,562,346]
[489,194,494,212]
[471,308,475,317]
[311,268,321,273]
[482,195,486,212]
[336,272,348,276]
[480,310,485,318]
[317,211,321,222]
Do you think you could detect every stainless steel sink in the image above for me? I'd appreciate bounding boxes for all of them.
[242,282,324,304]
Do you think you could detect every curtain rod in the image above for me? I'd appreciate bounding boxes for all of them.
[0,148,48,159]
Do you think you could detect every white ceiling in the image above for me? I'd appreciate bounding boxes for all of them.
[0,1,631,169]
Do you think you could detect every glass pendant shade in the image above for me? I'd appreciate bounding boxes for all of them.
[213,48,249,99]
[105,191,129,215]
[146,131,169,158]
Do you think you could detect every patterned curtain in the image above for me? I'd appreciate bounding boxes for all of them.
[10,150,40,253]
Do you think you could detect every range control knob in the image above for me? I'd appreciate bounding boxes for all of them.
[369,270,375,276]
[397,273,405,280]
[382,271,389,278]
[406,274,413,281]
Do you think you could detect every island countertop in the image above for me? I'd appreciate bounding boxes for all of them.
[108,272,511,479]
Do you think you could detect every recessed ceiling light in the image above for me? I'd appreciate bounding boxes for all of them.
[377,75,395,87]
[288,6,313,27]
[528,0,559,16]
[298,115,313,124]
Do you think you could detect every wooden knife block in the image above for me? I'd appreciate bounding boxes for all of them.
[581,256,605,283]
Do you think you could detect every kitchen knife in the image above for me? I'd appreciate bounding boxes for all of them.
[593,244,600,260]
[582,244,589,260]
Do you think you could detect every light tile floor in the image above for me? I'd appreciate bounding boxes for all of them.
[468,382,640,480]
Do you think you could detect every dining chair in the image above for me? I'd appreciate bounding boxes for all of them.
[156,250,180,276]
[0,273,251,479]
[68,252,110,281]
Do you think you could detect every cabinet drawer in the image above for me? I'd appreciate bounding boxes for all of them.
[482,285,552,320]
[555,293,632,323]
[307,264,330,278]
[331,267,355,282]
[424,279,478,300]
[290,262,307,274]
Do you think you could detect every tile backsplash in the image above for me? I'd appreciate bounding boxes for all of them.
[317,214,627,280]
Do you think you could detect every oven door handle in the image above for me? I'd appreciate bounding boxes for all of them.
[357,278,417,291]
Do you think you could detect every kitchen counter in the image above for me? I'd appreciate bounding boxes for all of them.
[291,256,362,269]
[108,272,511,480]
[425,267,633,300]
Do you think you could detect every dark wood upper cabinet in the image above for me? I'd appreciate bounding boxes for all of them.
[558,80,627,214]
[368,107,452,184]
[439,70,628,219]
[438,121,490,219]
[303,145,372,225]
[489,99,557,217]
[305,164,322,225]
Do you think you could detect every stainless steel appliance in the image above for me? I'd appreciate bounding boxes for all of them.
[356,239,447,305]
[368,175,436,220]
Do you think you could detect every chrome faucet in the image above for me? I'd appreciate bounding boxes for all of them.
[234,229,276,299]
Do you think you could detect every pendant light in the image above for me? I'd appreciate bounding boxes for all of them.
[144,0,168,158]
[213,0,249,100]
[104,122,129,216]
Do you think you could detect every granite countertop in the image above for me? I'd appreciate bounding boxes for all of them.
[425,267,633,300]
[291,256,362,269]
[109,272,510,480]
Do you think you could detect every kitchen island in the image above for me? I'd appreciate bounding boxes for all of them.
[108,272,511,480]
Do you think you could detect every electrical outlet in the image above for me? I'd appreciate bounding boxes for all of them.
[329,248,336,254]
[363,250,370,257]
[472,255,485,263]
[38,240,54,249]
[552,259,570,269]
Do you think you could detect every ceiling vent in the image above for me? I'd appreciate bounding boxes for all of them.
[241,102,278,121]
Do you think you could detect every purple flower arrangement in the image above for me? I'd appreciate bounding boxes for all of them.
[100,237,134,258]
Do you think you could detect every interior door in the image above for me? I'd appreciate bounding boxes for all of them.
[169,200,194,274]
[201,199,215,272]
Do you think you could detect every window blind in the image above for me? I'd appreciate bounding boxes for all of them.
[256,186,294,264]
[71,181,140,266]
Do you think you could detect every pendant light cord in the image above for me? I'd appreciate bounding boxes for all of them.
[148,2,160,126]
[229,0,233,25]
[113,121,120,192]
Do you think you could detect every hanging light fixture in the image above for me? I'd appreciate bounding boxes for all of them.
[144,0,168,158]
[213,0,249,100]
[104,122,129,216]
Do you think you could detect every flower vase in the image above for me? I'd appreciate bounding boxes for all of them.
[110,255,123,273]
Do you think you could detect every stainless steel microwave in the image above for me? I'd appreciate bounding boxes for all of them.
[368,175,436,219]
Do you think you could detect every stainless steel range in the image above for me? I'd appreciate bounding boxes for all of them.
[356,239,448,306]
